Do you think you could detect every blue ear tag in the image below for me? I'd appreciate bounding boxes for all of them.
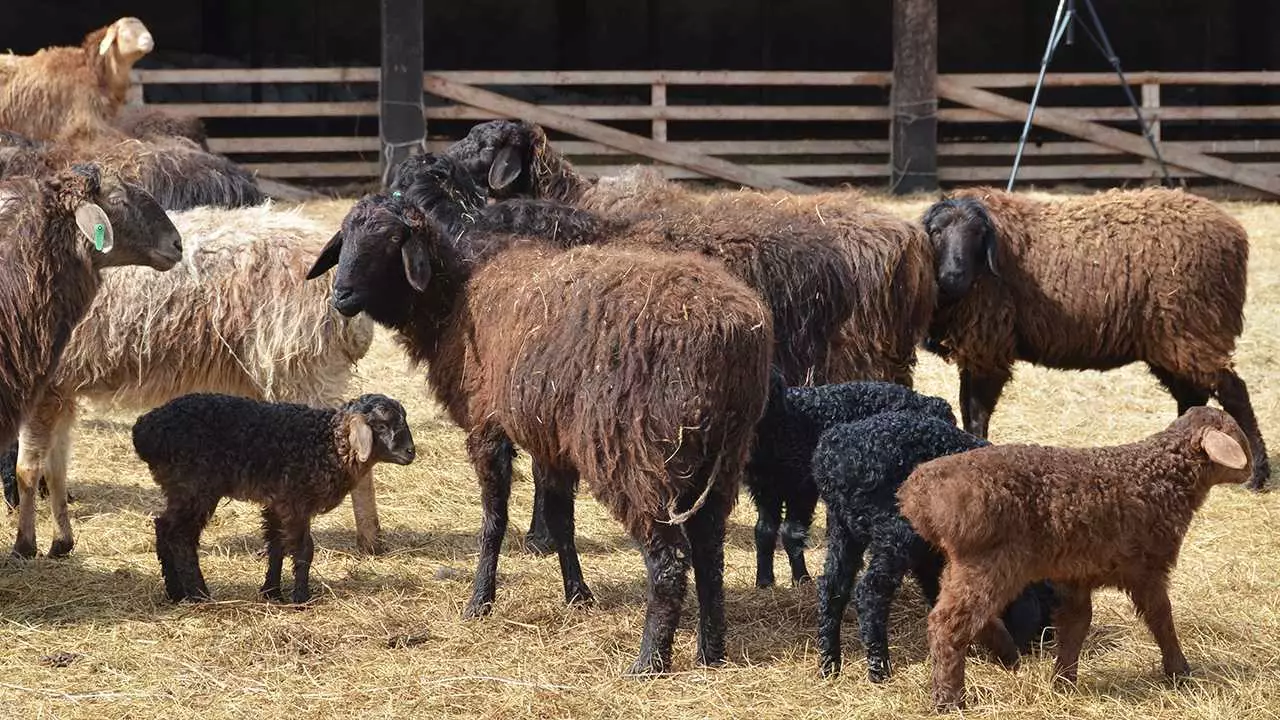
[93,223,106,252]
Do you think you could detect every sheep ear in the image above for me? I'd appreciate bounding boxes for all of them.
[1202,428,1248,469]
[74,203,113,253]
[348,415,374,463]
[488,145,523,190]
[305,231,343,280]
[401,238,432,292]
[983,228,999,277]
[98,24,118,56]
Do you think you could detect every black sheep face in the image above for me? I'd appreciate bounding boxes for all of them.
[305,194,437,328]
[921,197,1000,300]
[345,393,417,466]
[59,163,183,272]
[443,119,542,198]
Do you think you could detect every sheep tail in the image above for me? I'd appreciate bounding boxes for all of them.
[662,452,723,525]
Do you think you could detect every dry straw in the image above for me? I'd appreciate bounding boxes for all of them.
[1,193,1278,719]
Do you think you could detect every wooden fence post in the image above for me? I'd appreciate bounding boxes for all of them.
[890,0,938,194]
[379,0,425,187]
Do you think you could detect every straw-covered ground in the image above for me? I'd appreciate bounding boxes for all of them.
[1,189,1278,720]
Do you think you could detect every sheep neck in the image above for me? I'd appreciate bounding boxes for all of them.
[532,145,595,205]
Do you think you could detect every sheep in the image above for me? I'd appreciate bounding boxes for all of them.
[745,369,957,588]
[305,192,774,675]
[0,131,264,211]
[420,132,936,555]
[113,106,210,150]
[0,18,154,142]
[0,202,379,557]
[897,405,1252,711]
[920,187,1270,490]
[0,163,183,558]
[812,410,1058,683]
[134,392,416,604]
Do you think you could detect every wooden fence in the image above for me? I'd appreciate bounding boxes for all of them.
[127,68,1280,187]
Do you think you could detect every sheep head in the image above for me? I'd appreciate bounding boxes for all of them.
[443,119,546,198]
[306,193,438,327]
[343,394,416,466]
[52,163,182,271]
[386,152,487,225]
[86,17,154,92]
[922,196,1000,301]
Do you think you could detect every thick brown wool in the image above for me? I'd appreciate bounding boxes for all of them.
[898,406,1253,710]
[416,241,773,539]
[444,121,935,386]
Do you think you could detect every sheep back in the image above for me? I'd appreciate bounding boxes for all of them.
[54,202,373,410]
[428,242,774,537]
[931,187,1248,381]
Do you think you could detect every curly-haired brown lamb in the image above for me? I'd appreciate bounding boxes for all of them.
[0,163,183,557]
[921,187,1269,490]
[306,193,774,675]
[898,406,1253,711]
[0,18,154,142]
[135,392,415,604]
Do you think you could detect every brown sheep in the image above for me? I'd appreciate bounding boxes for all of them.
[0,18,154,142]
[305,193,774,675]
[898,406,1252,711]
[0,163,183,558]
[921,187,1270,490]
[113,106,210,150]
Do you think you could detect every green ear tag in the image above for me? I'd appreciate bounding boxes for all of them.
[93,223,106,252]
[392,190,402,198]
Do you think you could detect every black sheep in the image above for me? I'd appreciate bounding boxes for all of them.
[133,392,416,604]
[812,410,1057,682]
[746,370,956,589]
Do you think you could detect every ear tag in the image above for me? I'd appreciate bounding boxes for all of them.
[392,190,403,198]
[93,223,107,252]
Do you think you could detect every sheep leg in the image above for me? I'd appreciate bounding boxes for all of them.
[686,495,730,668]
[259,508,285,601]
[11,441,43,559]
[780,486,818,585]
[350,470,384,555]
[751,485,784,588]
[40,406,76,558]
[1126,575,1190,678]
[927,561,1018,711]
[1148,365,1210,415]
[958,368,1009,439]
[1049,581,1093,686]
[856,534,913,683]
[463,425,514,619]
[817,515,865,678]
[287,519,315,605]
[524,462,558,555]
[154,495,217,602]
[626,523,691,677]
[1215,369,1271,490]
[539,468,593,606]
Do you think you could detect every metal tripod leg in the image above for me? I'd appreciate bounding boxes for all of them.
[1008,0,1074,190]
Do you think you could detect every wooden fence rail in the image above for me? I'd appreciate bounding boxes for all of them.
[128,68,1280,187]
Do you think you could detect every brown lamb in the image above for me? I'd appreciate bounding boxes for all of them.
[305,193,774,676]
[0,18,154,142]
[897,406,1253,711]
[921,186,1270,490]
[0,162,183,558]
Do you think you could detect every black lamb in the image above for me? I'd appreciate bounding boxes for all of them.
[812,409,1057,682]
[133,392,416,604]
[746,369,956,589]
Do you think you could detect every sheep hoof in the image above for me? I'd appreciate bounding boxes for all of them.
[792,574,813,586]
[1164,660,1192,679]
[357,536,386,555]
[522,532,558,556]
[867,659,891,683]
[48,538,74,558]
[462,598,494,619]
[818,659,840,679]
[931,692,965,713]
[11,538,36,560]
[565,584,594,607]
[289,592,311,606]
[624,656,668,679]
[259,585,284,602]
[755,575,776,589]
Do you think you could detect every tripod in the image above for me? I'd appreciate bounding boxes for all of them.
[1008,0,1172,190]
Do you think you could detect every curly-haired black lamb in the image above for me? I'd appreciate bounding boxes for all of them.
[921,187,1269,490]
[745,369,955,589]
[134,392,416,604]
[305,192,773,675]
[812,410,1057,683]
